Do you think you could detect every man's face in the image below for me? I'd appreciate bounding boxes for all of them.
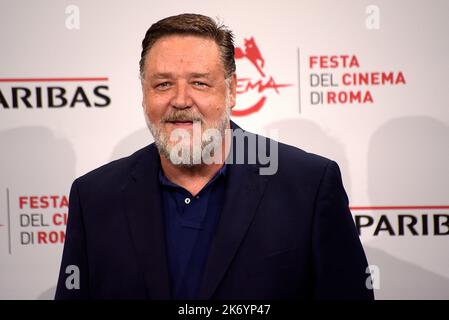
[141,35,236,165]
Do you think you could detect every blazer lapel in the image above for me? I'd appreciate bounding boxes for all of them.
[198,128,269,299]
[121,144,171,299]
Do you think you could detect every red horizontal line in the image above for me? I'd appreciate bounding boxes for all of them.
[350,206,449,211]
[0,77,108,82]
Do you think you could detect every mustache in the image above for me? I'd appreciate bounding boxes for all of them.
[161,110,203,123]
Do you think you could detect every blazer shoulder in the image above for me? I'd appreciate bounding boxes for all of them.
[75,144,154,187]
[233,125,335,178]
[233,124,332,170]
[277,141,332,169]
[272,142,337,188]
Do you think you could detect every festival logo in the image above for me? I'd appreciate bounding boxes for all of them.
[233,37,292,116]
[308,55,406,105]
[1,189,68,254]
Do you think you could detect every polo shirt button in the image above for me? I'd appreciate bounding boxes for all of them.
[184,198,191,204]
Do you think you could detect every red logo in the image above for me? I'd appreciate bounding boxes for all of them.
[233,37,292,116]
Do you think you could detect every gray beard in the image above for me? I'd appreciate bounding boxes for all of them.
[145,106,231,168]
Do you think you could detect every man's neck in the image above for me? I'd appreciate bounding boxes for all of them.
[160,158,225,196]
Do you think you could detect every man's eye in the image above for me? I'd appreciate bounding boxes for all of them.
[193,81,208,87]
[156,82,171,89]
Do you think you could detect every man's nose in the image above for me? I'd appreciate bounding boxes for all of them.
[171,82,192,109]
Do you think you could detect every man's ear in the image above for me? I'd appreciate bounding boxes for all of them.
[229,73,237,109]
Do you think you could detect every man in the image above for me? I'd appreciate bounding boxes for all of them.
[55,13,374,300]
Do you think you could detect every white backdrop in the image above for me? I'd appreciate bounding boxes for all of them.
[1,0,448,299]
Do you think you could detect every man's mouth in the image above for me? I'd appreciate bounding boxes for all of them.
[167,120,194,126]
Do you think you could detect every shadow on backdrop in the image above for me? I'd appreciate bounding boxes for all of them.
[110,127,153,162]
[0,126,76,300]
[365,116,449,299]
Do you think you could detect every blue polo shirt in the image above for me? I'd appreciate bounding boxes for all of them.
[159,164,227,299]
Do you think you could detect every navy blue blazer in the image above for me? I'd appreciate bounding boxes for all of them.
[55,123,373,300]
